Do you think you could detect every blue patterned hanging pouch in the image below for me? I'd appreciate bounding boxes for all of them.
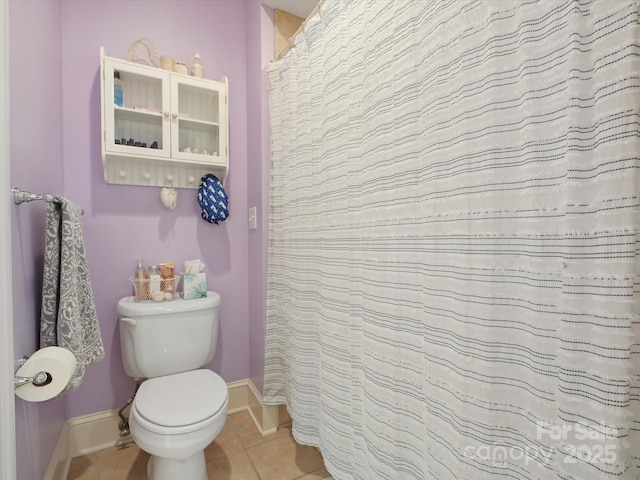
[197,174,229,224]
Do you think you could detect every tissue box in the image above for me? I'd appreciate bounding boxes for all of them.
[183,273,207,299]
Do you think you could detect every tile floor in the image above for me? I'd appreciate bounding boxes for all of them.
[67,410,331,480]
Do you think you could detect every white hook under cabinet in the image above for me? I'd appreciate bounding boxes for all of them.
[100,47,228,189]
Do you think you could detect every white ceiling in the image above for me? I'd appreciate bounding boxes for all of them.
[262,0,317,20]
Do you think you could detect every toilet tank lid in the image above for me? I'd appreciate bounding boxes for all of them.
[135,369,228,427]
[117,291,220,316]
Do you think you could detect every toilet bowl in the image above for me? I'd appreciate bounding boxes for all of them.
[129,369,229,480]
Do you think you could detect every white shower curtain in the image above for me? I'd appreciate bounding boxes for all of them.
[264,1,640,479]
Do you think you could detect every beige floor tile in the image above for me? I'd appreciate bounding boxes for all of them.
[67,412,330,480]
[278,404,293,428]
[204,426,245,462]
[67,452,101,480]
[206,449,260,480]
[203,411,252,462]
[295,466,332,479]
[246,429,324,480]
[223,410,253,431]
[99,443,149,480]
[229,410,291,449]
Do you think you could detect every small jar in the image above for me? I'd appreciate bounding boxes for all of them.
[160,55,175,71]
[158,263,175,292]
[174,62,189,75]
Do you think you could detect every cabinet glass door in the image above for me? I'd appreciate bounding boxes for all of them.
[172,77,222,161]
[104,59,170,158]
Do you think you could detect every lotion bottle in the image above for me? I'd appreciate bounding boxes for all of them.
[134,260,148,301]
[191,52,203,78]
[148,265,161,295]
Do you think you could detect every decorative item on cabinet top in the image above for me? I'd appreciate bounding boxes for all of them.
[126,38,160,67]
[100,47,229,189]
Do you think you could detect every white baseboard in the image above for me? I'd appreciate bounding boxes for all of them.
[68,408,132,458]
[247,379,278,436]
[47,378,279,480]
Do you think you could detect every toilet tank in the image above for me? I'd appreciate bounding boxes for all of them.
[117,292,221,379]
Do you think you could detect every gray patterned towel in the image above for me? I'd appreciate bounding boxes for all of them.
[40,196,104,394]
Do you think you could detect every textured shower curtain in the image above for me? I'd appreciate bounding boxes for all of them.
[264,1,640,479]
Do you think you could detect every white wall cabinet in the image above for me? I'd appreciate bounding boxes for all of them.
[100,48,228,189]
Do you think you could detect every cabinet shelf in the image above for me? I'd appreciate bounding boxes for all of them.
[115,106,163,118]
[179,117,220,128]
[100,47,228,189]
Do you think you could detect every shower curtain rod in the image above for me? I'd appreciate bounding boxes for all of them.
[276,0,326,60]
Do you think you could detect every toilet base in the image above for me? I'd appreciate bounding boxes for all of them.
[146,451,208,480]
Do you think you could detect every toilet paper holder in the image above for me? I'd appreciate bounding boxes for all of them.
[14,371,52,389]
[14,355,52,389]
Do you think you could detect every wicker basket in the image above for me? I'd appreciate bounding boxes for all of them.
[129,275,181,302]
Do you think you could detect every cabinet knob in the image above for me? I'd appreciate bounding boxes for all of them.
[143,172,151,180]
[188,176,195,184]
[118,170,127,178]
[171,113,178,120]
[163,111,170,119]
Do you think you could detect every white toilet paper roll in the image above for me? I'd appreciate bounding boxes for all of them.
[14,347,77,402]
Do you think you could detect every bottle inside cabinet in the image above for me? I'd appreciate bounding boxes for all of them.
[114,71,124,107]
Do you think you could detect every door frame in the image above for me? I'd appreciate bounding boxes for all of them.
[0,1,17,478]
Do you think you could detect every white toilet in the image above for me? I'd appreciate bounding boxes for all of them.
[117,292,228,480]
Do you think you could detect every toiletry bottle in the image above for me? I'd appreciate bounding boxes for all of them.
[191,52,203,78]
[148,265,161,295]
[134,260,148,301]
[114,71,124,107]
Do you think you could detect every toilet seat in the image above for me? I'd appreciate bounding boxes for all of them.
[134,369,228,430]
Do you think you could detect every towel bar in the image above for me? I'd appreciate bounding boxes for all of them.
[12,187,57,205]
[12,187,84,214]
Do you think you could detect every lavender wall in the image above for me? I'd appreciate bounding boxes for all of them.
[10,1,274,477]
[58,0,251,419]
[10,3,66,479]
